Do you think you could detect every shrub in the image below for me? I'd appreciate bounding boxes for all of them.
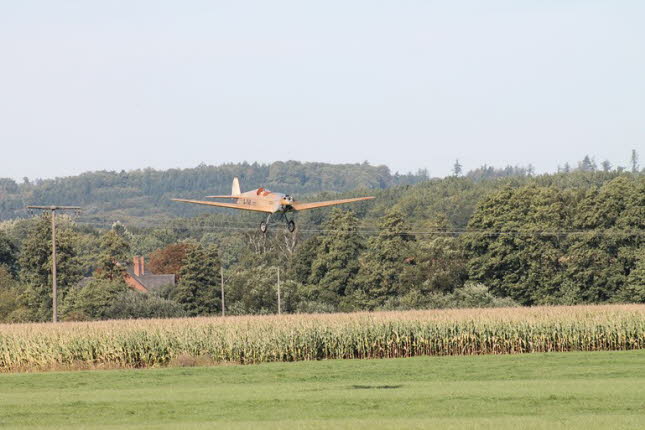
[105,290,187,319]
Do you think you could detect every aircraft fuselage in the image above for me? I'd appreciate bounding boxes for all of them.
[236,188,294,214]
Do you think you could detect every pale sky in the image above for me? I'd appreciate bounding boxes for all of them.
[1,1,643,180]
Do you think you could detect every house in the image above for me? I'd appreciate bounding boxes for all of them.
[125,256,176,293]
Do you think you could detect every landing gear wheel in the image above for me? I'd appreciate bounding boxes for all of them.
[260,221,268,233]
[287,220,296,233]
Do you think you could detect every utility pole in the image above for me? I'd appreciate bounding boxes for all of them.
[51,209,57,323]
[26,205,81,323]
[220,266,225,317]
[276,266,281,315]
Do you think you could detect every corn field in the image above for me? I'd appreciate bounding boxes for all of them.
[1,304,644,372]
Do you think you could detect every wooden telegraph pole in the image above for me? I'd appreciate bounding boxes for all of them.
[276,266,281,315]
[26,205,81,323]
[220,266,225,317]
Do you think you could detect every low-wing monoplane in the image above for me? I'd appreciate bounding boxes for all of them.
[172,177,374,232]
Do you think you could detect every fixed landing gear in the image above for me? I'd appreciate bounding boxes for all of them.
[259,213,296,233]
[260,213,271,233]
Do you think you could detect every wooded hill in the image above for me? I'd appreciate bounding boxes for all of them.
[0,161,428,221]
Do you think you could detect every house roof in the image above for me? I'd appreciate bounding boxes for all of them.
[125,268,175,291]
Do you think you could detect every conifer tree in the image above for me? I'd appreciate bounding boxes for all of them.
[175,243,221,315]
[95,229,130,281]
[579,155,596,172]
[289,236,321,285]
[18,214,82,321]
[452,159,463,177]
[308,209,363,304]
[631,149,639,173]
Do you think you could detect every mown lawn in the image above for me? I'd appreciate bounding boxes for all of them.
[0,350,644,429]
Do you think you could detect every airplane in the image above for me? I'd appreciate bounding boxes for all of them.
[172,177,374,233]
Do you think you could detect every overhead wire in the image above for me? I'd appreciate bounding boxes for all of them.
[70,218,645,238]
[18,209,644,238]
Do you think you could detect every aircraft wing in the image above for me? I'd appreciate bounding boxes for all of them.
[205,195,264,199]
[171,198,272,213]
[290,196,375,211]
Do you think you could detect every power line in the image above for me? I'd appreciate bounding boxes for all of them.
[70,219,645,238]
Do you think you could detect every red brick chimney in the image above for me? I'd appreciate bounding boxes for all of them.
[133,256,145,276]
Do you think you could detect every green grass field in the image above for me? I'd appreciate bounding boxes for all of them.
[1,351,644,429]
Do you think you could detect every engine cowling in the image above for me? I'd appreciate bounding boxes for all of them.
[280,195,294,208]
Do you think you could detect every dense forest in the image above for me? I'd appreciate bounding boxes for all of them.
[0,155,643,322]
[0,161,428,221]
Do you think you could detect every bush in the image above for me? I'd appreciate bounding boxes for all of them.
[443,283,519,308]
[295,300,337,314]
[61,279,129,320]
[5,307,32,323]
[62,311,90,322]
[0,265,21,322]
[387,283,518,310]
[105,291,187,319]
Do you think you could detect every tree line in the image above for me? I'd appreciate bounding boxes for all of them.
[0,161,428,221]
[0,164,642,322]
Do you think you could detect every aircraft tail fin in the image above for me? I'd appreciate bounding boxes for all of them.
[232,177,241,196]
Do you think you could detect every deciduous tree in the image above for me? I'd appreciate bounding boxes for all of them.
[148,242,196,277]
[0,231,17,274]
[464,186,569,304]
[352,210,415,309]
